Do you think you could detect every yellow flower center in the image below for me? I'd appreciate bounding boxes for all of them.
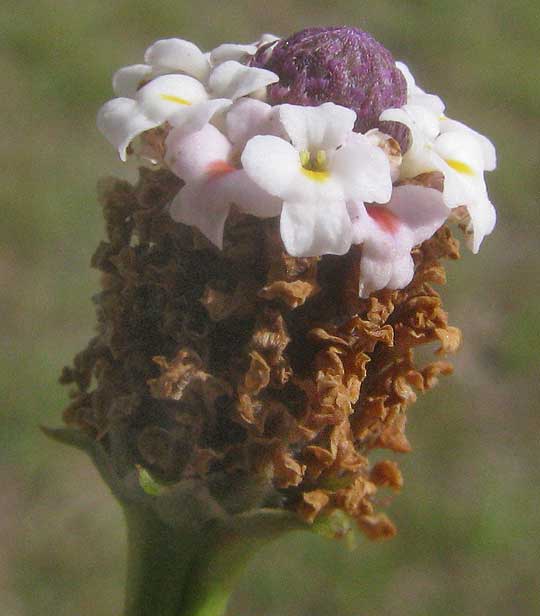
[446,159,475,176]
[160,94,192,106]
[300,149,330,182]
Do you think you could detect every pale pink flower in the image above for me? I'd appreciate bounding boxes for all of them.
[350,185,450,297]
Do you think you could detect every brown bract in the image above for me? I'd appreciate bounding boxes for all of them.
[61,167,461,540]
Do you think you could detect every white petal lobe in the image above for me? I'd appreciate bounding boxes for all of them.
[210,43,258,66]
[209,61,279,100]
[169,183,230,249]
[165,123,232,182]
[385,185,450,245]
[280,201,352,257]
[144,38,210,81]
[332,134,392,203]
[136,74,208,122]
[167,98,231,133]
[112,64,154,98]
[241,135,300,198]
[279,103,356,151]
[97,98,157,161]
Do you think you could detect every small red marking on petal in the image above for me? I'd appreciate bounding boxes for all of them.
[366,206,401,235]
[206,160,236,178]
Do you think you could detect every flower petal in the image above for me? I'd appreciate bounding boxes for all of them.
[439,117,496,171]
[225,98,280,151]
[465,192,496,253]
[144,38,210,81]
[402,146,441,180]
[385,254,415,290]
[355,218,414,297]
[395,61,416,92]
[352,208,397,255]
[354,186,450,296]
[217,169,283,217]
[136,74,208,123]
[347,201,370,244]
[169,182,230,249]
[434,130,485,177]
[112,64,154,98]
[208,61,279,100]
[433,132,492,230]
[96,98,158,161]
[279,102,356,151]
[385,185,450,246]
[210,34,280,66]
[241,135,300,198]
[358,254,394,298]
[332,133,392,204]
[395,61,445,115]
[350,203,414,296]
[380,106,442,178]
[165,123,232,182]
[166,98,231,133]
[380,104,440,142]
[210,43,258,66]
[280,200,352,257]
[410,92,445,117]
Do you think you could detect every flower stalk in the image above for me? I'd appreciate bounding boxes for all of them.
[124,504,305,616]
[123,504,198,616]
[45,426,307,616]
[176,510,305,616]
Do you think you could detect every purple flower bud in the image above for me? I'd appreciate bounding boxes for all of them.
[252,26,409,150]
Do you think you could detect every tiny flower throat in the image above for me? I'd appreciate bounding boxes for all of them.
[300,149,330,182]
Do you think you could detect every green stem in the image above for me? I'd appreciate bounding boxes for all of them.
[123,505,202,616]
[123,506,305,616]
[179,511,304,616]
[44,428,309,616]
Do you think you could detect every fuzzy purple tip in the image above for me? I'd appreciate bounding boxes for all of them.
[252,26,409,149]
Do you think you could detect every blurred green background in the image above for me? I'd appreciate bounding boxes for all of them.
[2,1,539,614]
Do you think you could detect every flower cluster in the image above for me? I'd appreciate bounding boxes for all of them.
[97,26,496,297]
[56,27,498,585]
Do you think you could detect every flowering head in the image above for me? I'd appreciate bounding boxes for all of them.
[251,26,408,143]
[67,28,498,555]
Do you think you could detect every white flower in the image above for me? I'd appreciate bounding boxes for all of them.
[111,36,279,99]
[225,97,283,155]
[112,38,211,98]
[439,116,496,172]
[166,123,281,248]
[241,103,393,257]
[97,74,230,161]
[396,61,495,187]
[210,33,279,66]
[380,103,496,252]
[99,32,279,162]
[430,129,496,252]
[396,61,445,116]
[379,104,440,177]
[350,185,450,297]
[207,61,278,100]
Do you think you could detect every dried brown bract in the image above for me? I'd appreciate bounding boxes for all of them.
[61,167,461,540]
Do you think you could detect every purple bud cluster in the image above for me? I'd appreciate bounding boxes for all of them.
[252,26,408,146]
